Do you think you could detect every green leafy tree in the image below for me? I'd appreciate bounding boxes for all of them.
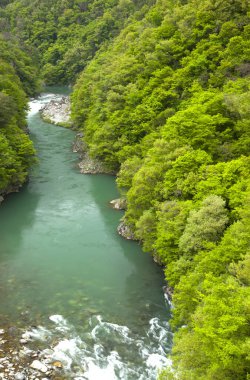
[179,195,228,255]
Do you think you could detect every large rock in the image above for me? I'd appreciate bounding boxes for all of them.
[30,360,48,373]
[110,198,126,210]
[117,221,135,240]
[40,96,71,126]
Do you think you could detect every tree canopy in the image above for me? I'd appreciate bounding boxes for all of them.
[0,0,249,378]
[0,31,40,196]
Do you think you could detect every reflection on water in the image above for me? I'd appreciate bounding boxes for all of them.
[0,89,172,378]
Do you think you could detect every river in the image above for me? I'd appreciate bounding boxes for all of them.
[0,88,172,379]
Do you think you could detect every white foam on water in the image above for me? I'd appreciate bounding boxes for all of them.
[51,338,84,370]
[146,353,171,368]
[22,326,52,341]
[49,314,67,324]
[148,317,171,344]
[91,316,132,345]
[28,94,64,117]
[93,343,104,359]
[49,314,72,333]
[83,360,117,380]
[163,293,173,309]
[28,100,43,116]
[23,314,171,379]
[83,351,122,380]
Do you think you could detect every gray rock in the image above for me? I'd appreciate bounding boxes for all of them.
[8,326,18,336]
[110,198,126,210]
[30,360,48,373]
[117,221,135,240]
[15,373,26,380]
[41,349,53,357]
[39,96,71,126]
[19,339,28,344]
[19,347,34,357]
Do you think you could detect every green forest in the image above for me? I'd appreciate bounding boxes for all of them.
[0,0,249,379]
[0,29,40,196]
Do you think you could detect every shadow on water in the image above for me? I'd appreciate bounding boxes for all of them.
[86,174,170,324]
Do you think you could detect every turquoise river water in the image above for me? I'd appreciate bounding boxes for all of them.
[0,89,172,379]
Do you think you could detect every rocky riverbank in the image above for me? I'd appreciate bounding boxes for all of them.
[73,134,114,175]
[109,198,126,210]
[0,327,66,380]
[40,96,113,175]
[117,220,135,240]
[0,183,27,206]
[39,94,140,243]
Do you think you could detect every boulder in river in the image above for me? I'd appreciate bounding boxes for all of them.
[39,96,71,127]
[30,360,48,373]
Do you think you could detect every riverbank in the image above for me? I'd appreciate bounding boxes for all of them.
[39,95,158,243]
[0,91,171,380]
[0,326,65,380]
[0,311,171,380]
[73,134,114,175]
[40,96,114,175]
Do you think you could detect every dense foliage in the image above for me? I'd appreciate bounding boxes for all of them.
[0,31,39,196]
[70,0,250,378]
[4,0,155,84]
[1,0,250,378]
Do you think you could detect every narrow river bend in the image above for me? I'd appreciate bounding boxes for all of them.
[0,89,172,379]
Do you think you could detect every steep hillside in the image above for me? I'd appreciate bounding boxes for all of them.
[1,0,250,378]
[0,30,40,198]
[5,0,156,84]
[71,0,250,378]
